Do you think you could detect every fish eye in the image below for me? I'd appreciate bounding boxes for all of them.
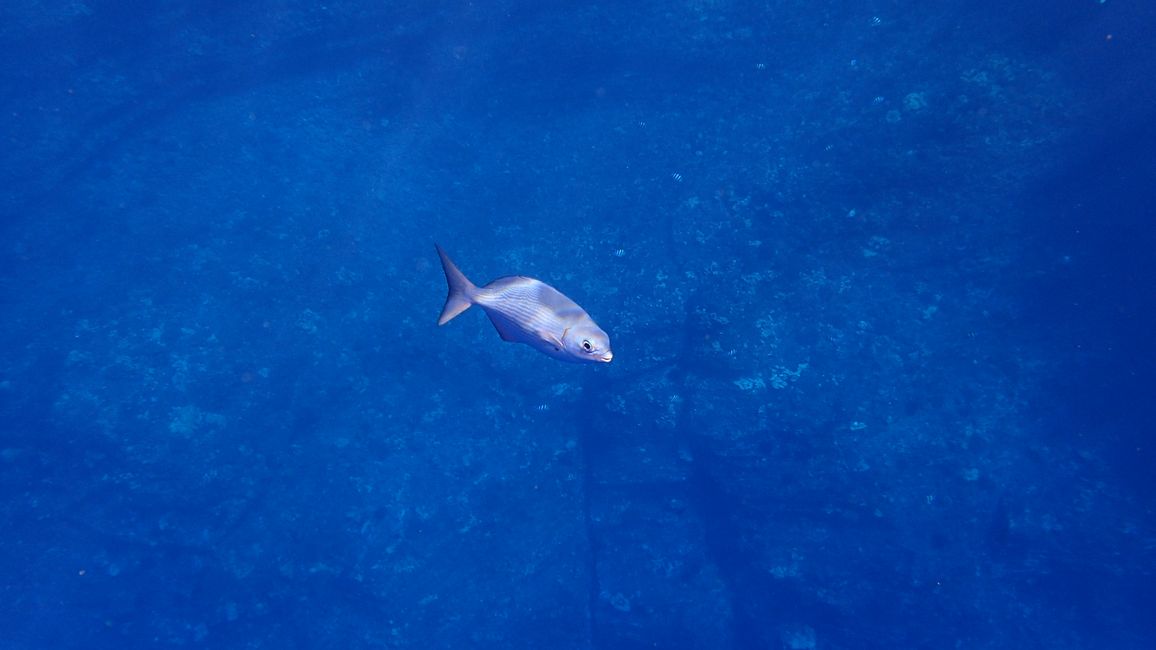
[581,339,593,351]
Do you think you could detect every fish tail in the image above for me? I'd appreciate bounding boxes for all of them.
[435,244,478,325]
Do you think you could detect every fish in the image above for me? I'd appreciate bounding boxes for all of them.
[435,244,613,363]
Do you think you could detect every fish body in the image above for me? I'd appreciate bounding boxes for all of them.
[435,244,613,363]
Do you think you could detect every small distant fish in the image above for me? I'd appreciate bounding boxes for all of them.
[435,244,613,363]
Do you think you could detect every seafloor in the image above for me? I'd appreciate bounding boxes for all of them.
[1,2,1153,649]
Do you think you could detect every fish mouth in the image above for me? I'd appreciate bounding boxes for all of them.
[599,352,614,363]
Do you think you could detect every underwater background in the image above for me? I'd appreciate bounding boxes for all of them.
[2,1,1154,648]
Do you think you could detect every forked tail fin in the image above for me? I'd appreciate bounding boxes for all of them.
[435,244,478,325]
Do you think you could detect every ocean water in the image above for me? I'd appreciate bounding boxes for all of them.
[2,1,1154,648]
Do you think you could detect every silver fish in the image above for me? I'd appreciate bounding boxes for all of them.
[435,244,613,363]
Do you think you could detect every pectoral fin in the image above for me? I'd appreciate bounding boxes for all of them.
[550,327,570,351]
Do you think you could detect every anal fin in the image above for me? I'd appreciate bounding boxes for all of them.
[485,310,521,342]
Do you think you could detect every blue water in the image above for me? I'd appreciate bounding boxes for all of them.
[2,2,1154,648]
